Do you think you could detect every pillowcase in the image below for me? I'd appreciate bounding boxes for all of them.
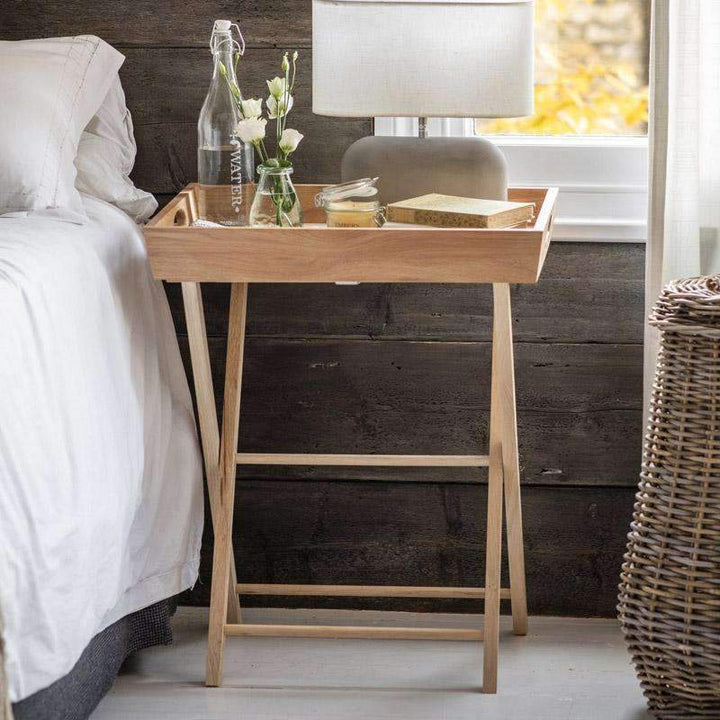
[75,76,158,223]
[0,36,123,222]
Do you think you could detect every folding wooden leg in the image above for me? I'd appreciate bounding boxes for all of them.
[206,283,248,687]
[181,283,241,624]
[196,280,527,692]
[492,284,528,637]
[482,283,507,694]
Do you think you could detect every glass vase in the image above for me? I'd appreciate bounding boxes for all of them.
[249,164,303,227]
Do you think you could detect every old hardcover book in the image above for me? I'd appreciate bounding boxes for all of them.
[387,193,535,229]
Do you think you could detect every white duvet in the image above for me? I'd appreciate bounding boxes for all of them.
[0,195,204,702]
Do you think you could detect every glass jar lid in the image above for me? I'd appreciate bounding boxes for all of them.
[315,177,380,208]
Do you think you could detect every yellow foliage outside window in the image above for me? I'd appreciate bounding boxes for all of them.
[478,0,649,136]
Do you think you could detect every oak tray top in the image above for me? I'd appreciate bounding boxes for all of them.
[144,184,557,284]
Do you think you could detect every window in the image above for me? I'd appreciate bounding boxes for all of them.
[375,0,651,242]
[478,0,650,137]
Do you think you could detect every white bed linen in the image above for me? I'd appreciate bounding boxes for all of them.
[0,195,203,701]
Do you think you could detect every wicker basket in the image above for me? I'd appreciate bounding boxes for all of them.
[618,276,720,719]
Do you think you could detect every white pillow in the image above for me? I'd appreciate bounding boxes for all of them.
[0,36,123,222]
[75,76,158,223]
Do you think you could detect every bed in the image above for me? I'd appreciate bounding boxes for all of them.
[0,36,204,719]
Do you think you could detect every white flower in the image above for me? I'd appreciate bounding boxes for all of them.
[234,117,267,144]
[267,93,294,119]
[266,76,286,99]
[279,128,303,155]
[241,98,263,119]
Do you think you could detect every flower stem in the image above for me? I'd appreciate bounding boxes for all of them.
[254,140,269,164]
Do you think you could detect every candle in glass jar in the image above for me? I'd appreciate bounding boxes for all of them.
[325,200,382,228]
[315,178,384,228]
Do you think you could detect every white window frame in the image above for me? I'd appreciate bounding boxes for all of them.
[374,117,648,243]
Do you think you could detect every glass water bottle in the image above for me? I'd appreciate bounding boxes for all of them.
[197,20,254,225]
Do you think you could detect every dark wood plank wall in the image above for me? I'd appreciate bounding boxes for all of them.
[1,1,645,616]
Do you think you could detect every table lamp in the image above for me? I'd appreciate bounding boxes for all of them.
[312,0,534,204]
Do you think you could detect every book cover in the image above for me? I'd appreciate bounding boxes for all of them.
[387,193,535,229]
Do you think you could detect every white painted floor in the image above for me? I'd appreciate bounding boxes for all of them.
[92,607,652,720]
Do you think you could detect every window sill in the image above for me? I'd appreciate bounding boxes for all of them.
[487,135,647,148]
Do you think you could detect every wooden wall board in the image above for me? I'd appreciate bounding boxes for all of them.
[187,337,643,415]
[223,410,642,487]
[176,335,643,486]
[164,244,645,344]
[181,481,637,617]
[0,1,313,48]
[119,48,370,194]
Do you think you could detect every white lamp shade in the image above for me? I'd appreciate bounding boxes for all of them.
[312,0,534,118]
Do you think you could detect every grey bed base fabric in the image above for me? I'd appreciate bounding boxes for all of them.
[1,605,12,720]
[11,600,173,720]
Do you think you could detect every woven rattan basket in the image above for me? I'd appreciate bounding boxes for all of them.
[618,276,720,719]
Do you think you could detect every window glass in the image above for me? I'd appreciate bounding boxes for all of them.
[477,0,650,136]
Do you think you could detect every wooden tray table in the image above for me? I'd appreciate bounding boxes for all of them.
[144,183,558,694]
